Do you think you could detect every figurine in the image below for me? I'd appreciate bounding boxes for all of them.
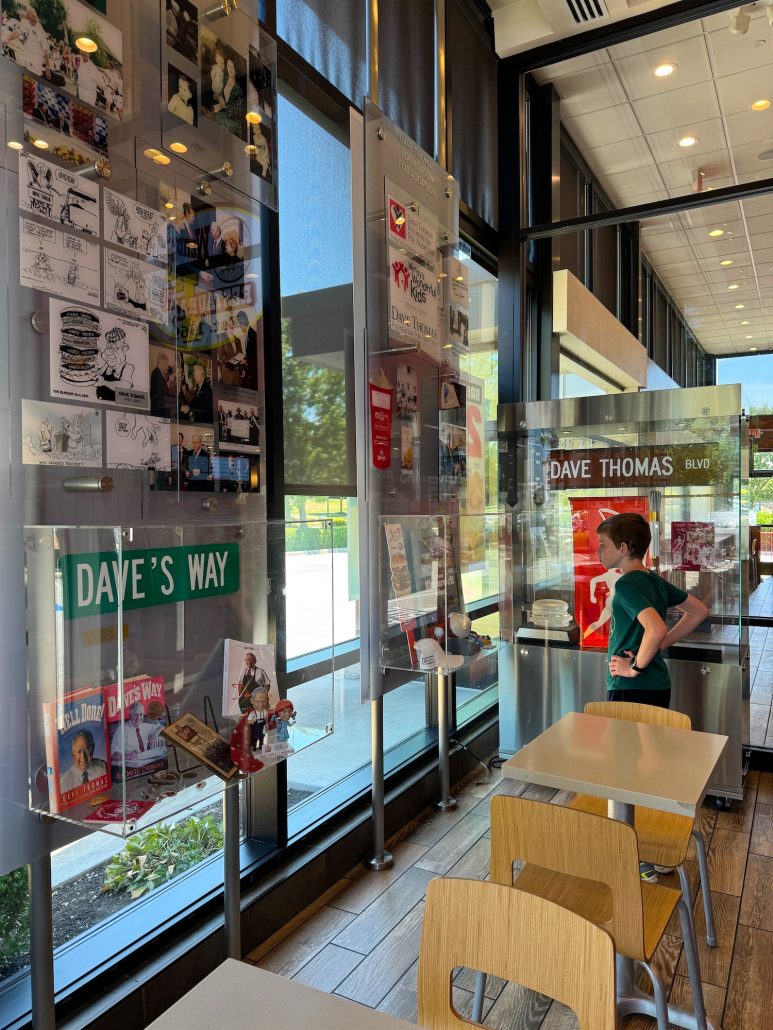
[247,687,271,753]
[273,699,296,752]
[229,713,264,773]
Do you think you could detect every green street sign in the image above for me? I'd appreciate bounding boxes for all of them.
[58,543,240,619]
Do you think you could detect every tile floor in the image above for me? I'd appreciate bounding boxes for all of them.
[749,580,773,749]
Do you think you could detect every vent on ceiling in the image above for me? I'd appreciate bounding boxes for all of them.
[564,0,609,24]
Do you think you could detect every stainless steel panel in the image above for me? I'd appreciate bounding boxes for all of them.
[500,646,743,800]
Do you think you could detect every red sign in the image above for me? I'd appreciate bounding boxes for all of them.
[388,198,406,238]
[370,380,394,469]
[570,496,649,648]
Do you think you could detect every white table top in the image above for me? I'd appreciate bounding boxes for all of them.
[503,712,728,817]
[145,958,419,1029]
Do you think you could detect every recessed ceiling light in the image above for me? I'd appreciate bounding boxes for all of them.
[708,228,725,237]
[746,334,755,339]
[163,200,174,209]
[654,62,677,78]
[245,110,262,125]
[735,303,745,309]
[168,215,176,221]
[7,140,23,150]
[153,153,171,165]
[75,36,97,53]
[32,138,49,150]
[244,144,257,154]
[678,135,699,147]
[143,148,161,159]
[720,259,734,266]
[752,99,771,111]
[728,283,740,290]
[750,346,758,351]
[740,320,751,325]
[168,141,187,154]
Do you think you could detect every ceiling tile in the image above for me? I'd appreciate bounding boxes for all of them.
[609,22,701,61]
[552,64,629,117]
[563,104,642,151]
[707,19,773,78]
[742,195,773,219]
[730,140,773,176]
[724,108,773,149]
[680,201,743,227]
[646,117,728,165]
[535,51,612,85]
[632,82,721,134]
[612,37,713,101]
[583,137,656,178]
[715,67,773,117]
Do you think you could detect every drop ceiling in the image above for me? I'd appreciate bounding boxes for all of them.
[529,6,773,356]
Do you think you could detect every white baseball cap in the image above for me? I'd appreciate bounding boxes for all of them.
[414,637,464,672]
[449,612,472,638]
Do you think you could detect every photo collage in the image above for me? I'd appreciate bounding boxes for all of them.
[164,0,275,189]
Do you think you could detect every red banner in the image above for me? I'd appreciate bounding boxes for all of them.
[570,496,649,648]
[370,380,394,469]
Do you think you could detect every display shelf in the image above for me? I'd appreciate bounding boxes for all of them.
[25,520,335,837]
[378,512,512,675]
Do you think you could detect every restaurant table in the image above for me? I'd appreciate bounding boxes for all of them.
[145,958,420,1030]
[503,711,728,1030]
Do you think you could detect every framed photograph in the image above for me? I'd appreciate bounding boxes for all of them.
[165,0,198,65]
[199,27,247,141]
[161,713,238,780]
[167,63,197,127]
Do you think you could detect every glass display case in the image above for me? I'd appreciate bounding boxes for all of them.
[498,385,747,801]
[25,520,335,836]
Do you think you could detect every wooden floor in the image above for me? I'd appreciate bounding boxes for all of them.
[246,763,773,1029]
[749,619,773,750]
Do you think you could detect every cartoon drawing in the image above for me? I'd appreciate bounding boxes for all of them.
[19,218,100,304]
[106,412,171,470]
[22,399,102,467]
[103,189,168,260]
[104,248,167,323]
[105,190,136,248]
[21,154,98,234]
[24,240,57,283]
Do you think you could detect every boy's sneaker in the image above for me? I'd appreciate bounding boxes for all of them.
[654,865,675,874]
[640,862,658,882]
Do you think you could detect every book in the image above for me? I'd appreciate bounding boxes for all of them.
[42,685,111,813]
[222,639,280,718]
[161,712,239,780]
[104,676,169,783]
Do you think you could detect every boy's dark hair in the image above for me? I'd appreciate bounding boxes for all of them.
[597,512,651,559]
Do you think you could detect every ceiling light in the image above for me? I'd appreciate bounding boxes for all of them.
[735,303,745,309]
[678,135,699,148]
[720,259,734,266]
[153,153,171,165]
[708,228,725,237]
[752,99,771,111]
[7,140,23,150]
[728,283,740,290]
[75,36,97,53]
[168,141,187,154]
[740,320,751,325]
[163,200,174,209]
[746,335,755,339]
[168,215,176,221]
[654,62,677,78]
[750,347,758,351]
[245,111,262,124]
[32,138,49,149]
[244,144,257,154]
[143,148,161,159]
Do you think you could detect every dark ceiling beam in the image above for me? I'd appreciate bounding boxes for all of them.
[522,176,773,240]
[502,0,743,73]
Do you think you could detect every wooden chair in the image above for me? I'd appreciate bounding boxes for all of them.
[418,876,616,1029]
[571,700,717,948]
[472,795,709,1030]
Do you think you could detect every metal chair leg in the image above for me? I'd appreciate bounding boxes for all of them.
[640,960,670,1030]
[471,971,486,1023]
[677,863,697,941]
[692,827,718,947]
[677,896,709,1030]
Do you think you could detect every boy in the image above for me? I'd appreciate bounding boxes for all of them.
[597,512,709,881]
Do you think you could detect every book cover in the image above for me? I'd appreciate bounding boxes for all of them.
[222,639,280,718]
[104,676,168,782]
[161,712,239,780]
[42,685,110,813]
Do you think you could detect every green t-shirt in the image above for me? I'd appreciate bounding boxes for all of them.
[607,570,688,692]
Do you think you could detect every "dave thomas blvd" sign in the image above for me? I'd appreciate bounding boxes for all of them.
[546,444,722,489]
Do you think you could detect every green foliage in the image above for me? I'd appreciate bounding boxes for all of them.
[755,510,773,526]
[101,816,224,900]
[31,0,68,40]
[2,0,23,22]
[0,867,30,969]
[285,521,347,552]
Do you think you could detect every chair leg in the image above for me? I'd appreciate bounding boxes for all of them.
[692,828,718,947]
[677,896,709,1030]
[471,971,486,1024]
[677,863,696,940]
[640,960,670,1030]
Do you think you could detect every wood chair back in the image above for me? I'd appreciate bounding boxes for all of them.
[584,700,691,730]
[491,794,647,959]
[418,877,616,1029]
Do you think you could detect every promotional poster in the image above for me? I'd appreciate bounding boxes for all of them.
[42,685,110,813]
[104,676,168,782]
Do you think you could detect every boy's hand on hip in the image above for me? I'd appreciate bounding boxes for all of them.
[608,651,639,678]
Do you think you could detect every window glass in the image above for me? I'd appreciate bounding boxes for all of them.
[0,867,29,990]
[279,89,353,490]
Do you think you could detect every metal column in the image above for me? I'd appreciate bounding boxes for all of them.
[223,783,241,958]
[435,671,457,810]
[30,853,55,1030]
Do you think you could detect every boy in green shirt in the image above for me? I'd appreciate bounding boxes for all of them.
[597,512,709,708]
[597,512,709,881]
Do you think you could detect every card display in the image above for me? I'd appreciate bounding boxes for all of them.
[106,412,171,470]
[49,298,150,409]
[103,188,168,261]
[18,151,98,235]
[22,398,102,467]
[104,247,168,323]
[20,216,100,304]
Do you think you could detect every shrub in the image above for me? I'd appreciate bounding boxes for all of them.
[756,510,773,526]
[101,815,224,900]
[0,868,30,970]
